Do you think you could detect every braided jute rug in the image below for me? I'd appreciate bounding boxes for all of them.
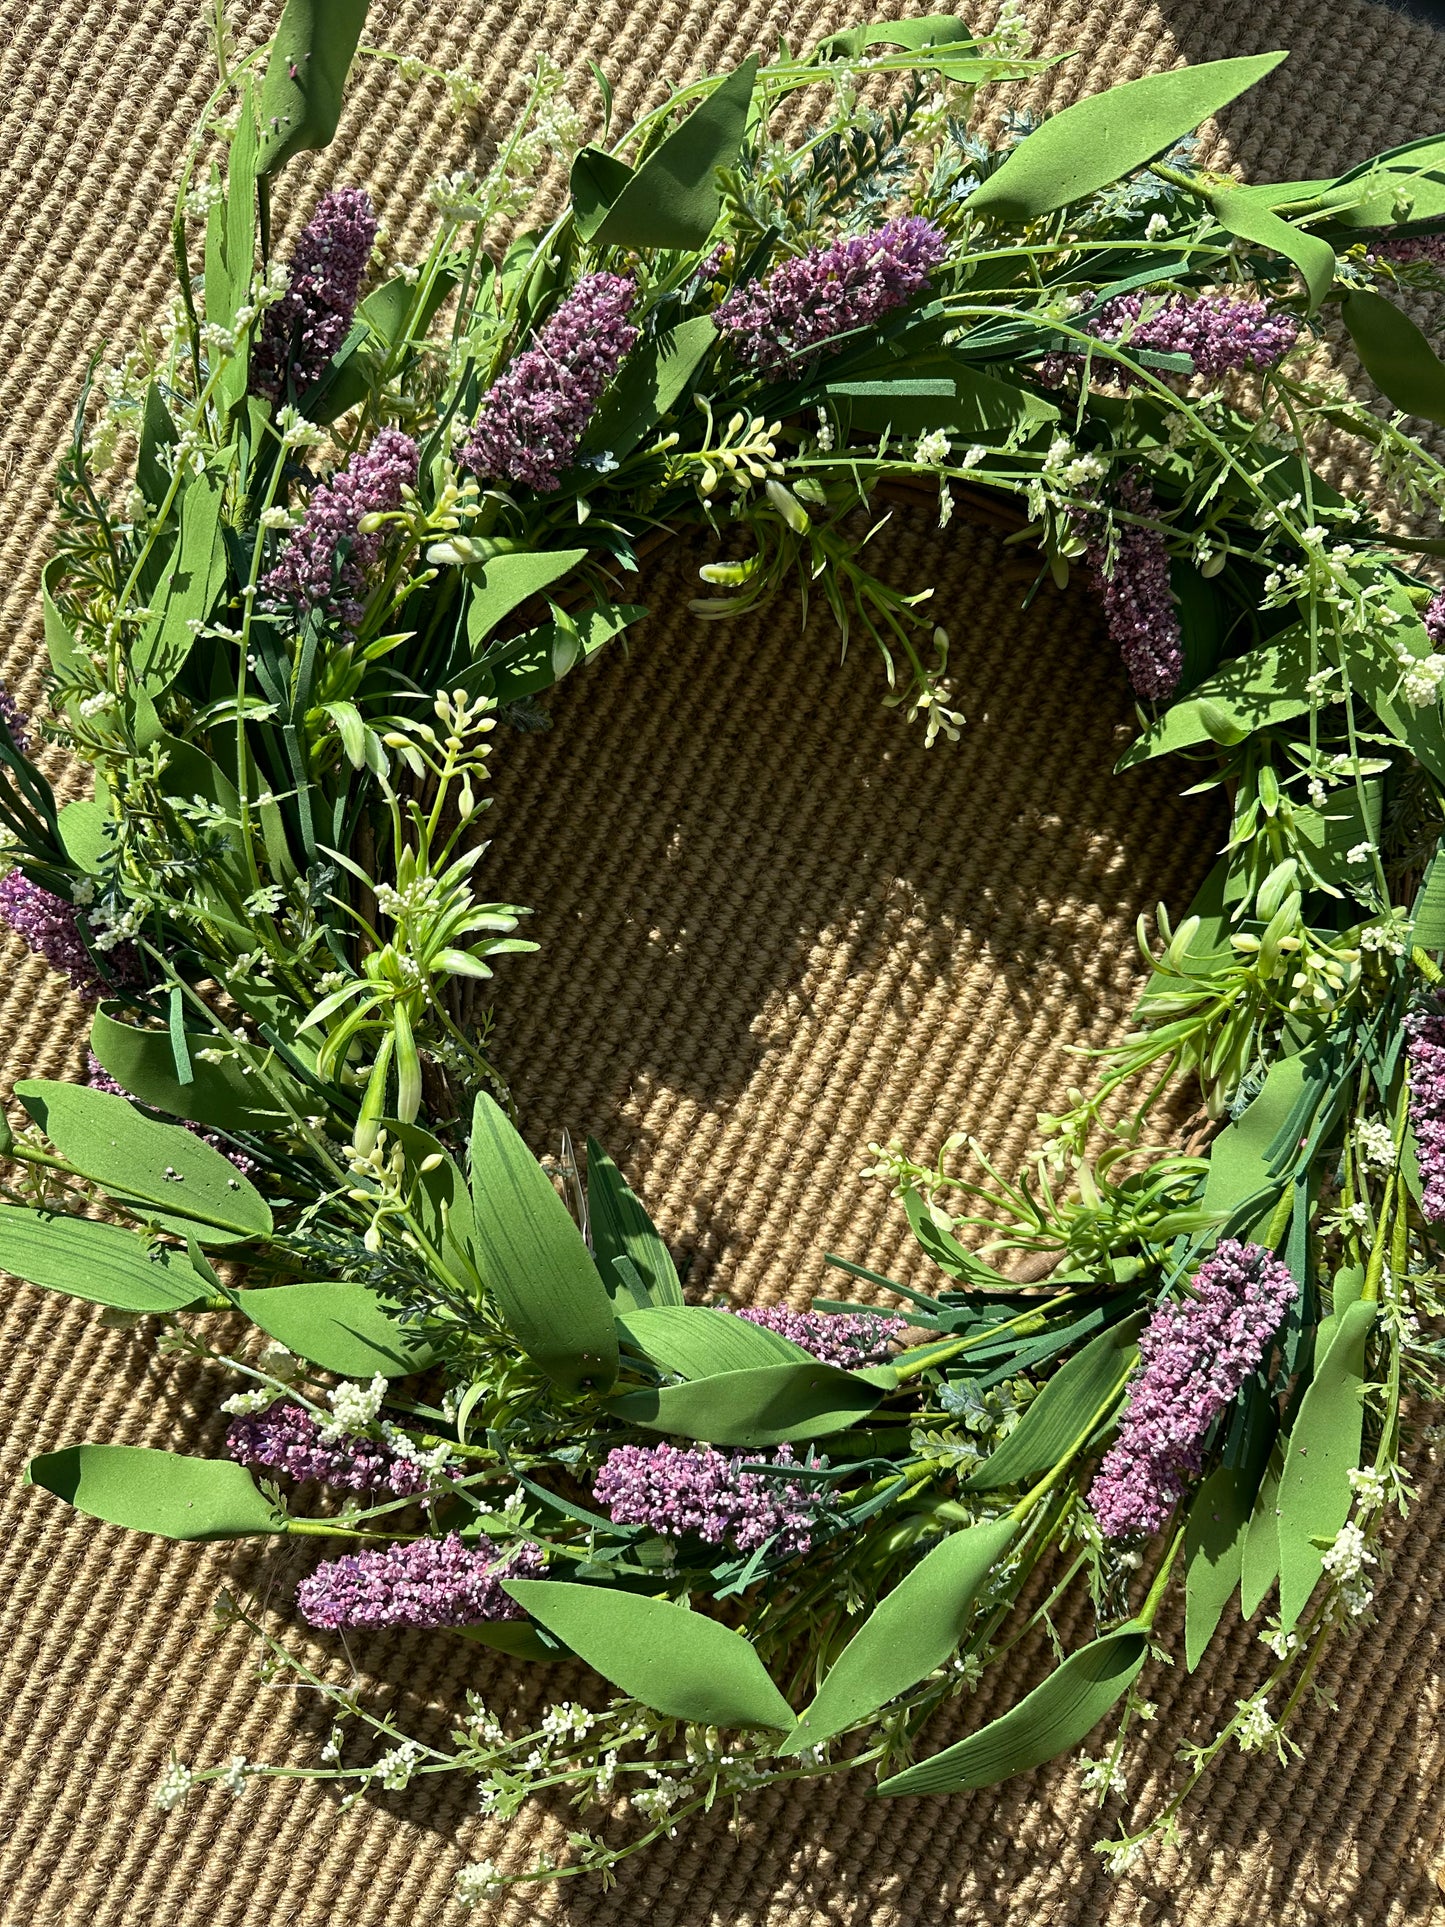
[3,1,1445,1922]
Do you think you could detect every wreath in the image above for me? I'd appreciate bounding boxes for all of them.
[8,0,1445,1901]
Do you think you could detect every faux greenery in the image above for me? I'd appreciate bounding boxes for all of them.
[8,0,1445,1900]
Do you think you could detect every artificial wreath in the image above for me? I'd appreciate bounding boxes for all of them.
[8,0,1445,1901]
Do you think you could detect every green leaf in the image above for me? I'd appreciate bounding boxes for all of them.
[587,1138,684,1309]
[1239,1439,1284,1617]
[0,1206,211,1312]
[1342,289,1445,428]
[779,1513,1018,1752]
[136,383,179,510]
[619,1304,812,1376]
[594,58,758,251]
[26,1443,284,1540]
[57,796,110,874]
[453,1619,562,1663]
[465,549,588,651]
[571,145,634,240]
[1210,188,1335,312]
[824,363,1059,442]
[584,315,718,459]
[962,1312,1144,1491]
[1414,843,1445,948]
[964,54,1286,221]
[1184,1455,1268,1669]
[42,556,85,682]
[902,1186,1018,1291]
[480,602,646,704]
[1291,780,1383,899]
[608,1359,888,1446]
[236,1281,437,1377]
[1276,1297,1376,1632]
[468,1094,619,1394]
[1117,624,1312,768]
[14,1080,273,1245]
[384,1121,483,1294]
[1201,1053,1312,1221]
[502,1580,795,1728]
[877,1624,1149,1794]
[813,16,977,61]
[255,0,370,178]
[90,1004,303,1136]
[134,468,228,692]
[1332,580,1445,785]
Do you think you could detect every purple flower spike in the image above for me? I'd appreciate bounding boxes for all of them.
[1406,1000,1445,1221]
[261,427,418,630]
[1088,1239,1297,1539]
[594,1442,829,1557]
[1075,471,1184,701]
[226,1399,430,1498]
[250,186,377,402]
[0,869,105,999]
[734,1305,903,1368]
[1089,293,1298,381]
[460,272,640,493]
[713,216,948,380]
[1425,592,1445,650]
[296,1532,543,1631]
[0,683,32,755]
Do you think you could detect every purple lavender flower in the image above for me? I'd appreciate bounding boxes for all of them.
[226,1399,431,1499]
[296,1531,543,1631]
[261,427,418,631]
[1406,1000,1445,1220]
[0,869,107,999]
[0,683,32,755]
[1088,1239,1297,1539]
[713,216,948,380]
[733,1304,903,1368]
[87,1052,257,1176]
[250,186,377,402]
[1425,591,1445,650]
[1075,471,1184,701]
[1089,293,1298,380]
[593,1442,829,1557]
[460,273,639,493]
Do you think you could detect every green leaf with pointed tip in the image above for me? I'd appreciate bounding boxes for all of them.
[90,1004,304,1137]
[902,1185,1018,1290]
[1276,1297,1376,1631]
[466,549,588,651]
[587,1138,684,1309]
[1415,844,1445,949]
[1240,1435,1285,1617]
[469,1095,619,1394]
[26,1444,284,1540]
[57,797,110,874]
[1343,289,1445,429]
[1331,578,1445,786]
[453,1619,563,1663]
[609,1359,887,1446]
[571,145,634,240]
[256,0,370,178]
[1210,189,1335,312]
[824,362,1058,442]
[964,54,1286,221]
[779,1513,1018,1753]
[877,1624,1149,1794]
[1117,624,1312,768]
[594,58,758,251]
[135,468,227,692]
[1184,1456,1268,1669]
[1201,1052,1312,1222]
[583,315,718,460]
[136,383,179,510]
[962,1312,1144,1491]
[0,1206,211,1312]
[619,1305,811,1376]
[503,1580,794,1728]
[480,602,647,705]
[813,15,977,61]
[14,1080,273,1245]
[236,1281,437,1378]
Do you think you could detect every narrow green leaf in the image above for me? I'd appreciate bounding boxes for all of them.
[1276,1297,1376,1632]
[1201,1053,1312,1221]
[0,1206,211,1312]
[594,58,758,251]
[824,363,1058,441]
[1210,188,1335,312]
[26,1444,284,1540]
[587,1137,684,1309]
[813,16,977,61]
[256,0,370,178]
[902,1186,1019,1290]
[14,1080,273,1244]
[619,1304,811,1376]
[503,1580,795,1728]
[583,315,718,459]
[134,469,227,692]
[1239,1440,1284,1617]
[453,1619,562,1663]
[780,1513,1018,1752]
[962,1312,1144,1491]
[1343,289,1445,428]
[466,548,588,651]
[609,1359,887,1446]
[480,601,646,704]
[964,54,1286,221]
[1413,842,1445,948]
[877,1624,1148,1794]
[469,1095,619,1394]
[136,383,180,510]
[1117,624,1312,768]
[1184,1455,1269,1669]
[236,1281,437,1378]
[1332,579,1445,785]
[571,145,634,240]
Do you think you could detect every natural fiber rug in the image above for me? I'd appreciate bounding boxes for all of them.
[2,1,1444,1923]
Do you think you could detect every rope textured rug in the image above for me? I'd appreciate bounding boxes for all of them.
[1,2,1443,1923]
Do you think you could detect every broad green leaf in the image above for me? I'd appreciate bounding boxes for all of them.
[609,1359,888,1446]
[594,58,758,252]
[236,1281,437,1377]
[42,556,86,682]
[0,1206,211,1312]
[57,796,110,874]
[1291,781,1382,899]
[962,1312,1144,1491]
[1201,1052,1311,1220]
[255,0,370,178]
[311,261,464,421]
[14,1080,273,1245]
[964,54,1286,221]
[1184,1453,1270,1669]
[813,15,977,61]
[1276,1297,1376,1631]
[1331,579,1445,785]
[1414,843,1445,948]
[134,468,227,691]
[384,1120,482,1293]
[587,1137,684,1309]
[824,362,1058,441]
[877,1624,1149,1794]
[454,1619,562,1663]
[211,81,259,407]
[481,602,646,704]
[26,1443,283,1540]
[619,1304,811,1376]
[136,382,179,510]
[571,145,634,240]
[469,1095,619,1394]
[90,1004,303,1137]
[465,549,588,651]
[503,1580,794,1728]
[1239,1441,1284,1617]
[1343,289,1445,428]
[1117,624,1312,768]
[1210,188,1335,312]
[584,315,718,459]
[779,1513,1018,1752]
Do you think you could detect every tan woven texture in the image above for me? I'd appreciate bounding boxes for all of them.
[2,1,1444,1922]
